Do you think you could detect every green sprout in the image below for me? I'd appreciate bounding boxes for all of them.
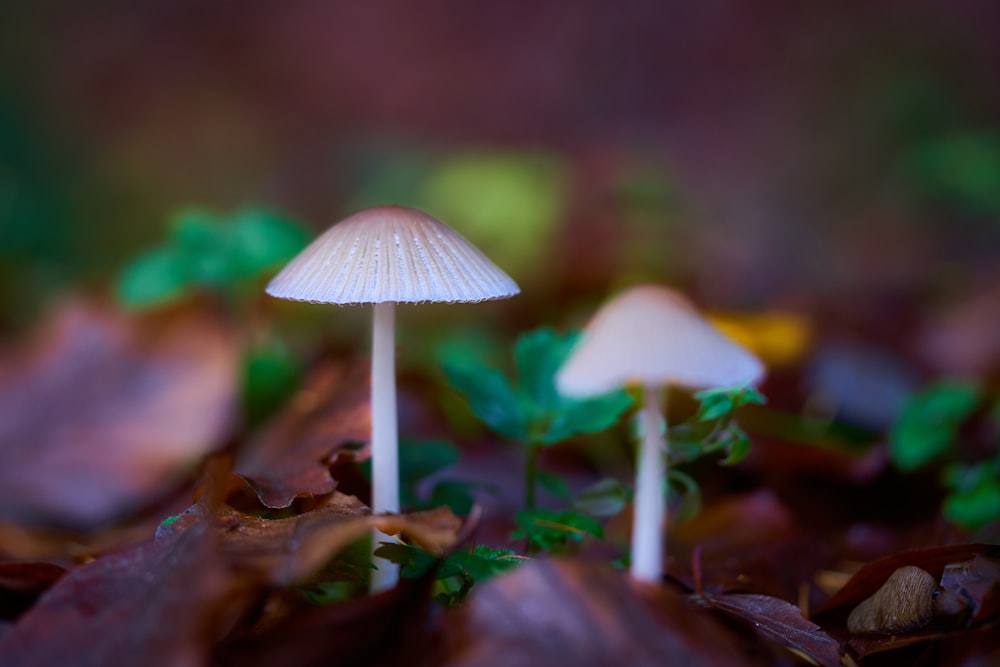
[889,380,1000,531]
[444,327,634,513]
[117,206,309,423]
[117,206,308,309]
[374,543,524,606]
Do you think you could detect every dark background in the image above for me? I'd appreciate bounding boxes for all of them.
[2,0,999,378]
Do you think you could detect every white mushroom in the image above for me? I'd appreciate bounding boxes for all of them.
[556,285,764,583]
[267,205,519,590]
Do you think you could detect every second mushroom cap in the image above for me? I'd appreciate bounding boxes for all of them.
[556,284,765,396]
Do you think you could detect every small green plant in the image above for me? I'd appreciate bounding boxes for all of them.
[297,539,377,604]
[889,380,1000,531]
[117,206,310,423]
[374,543,523,605]
[444,327,634,511]
[511,509,604,553]
[117,206,308,309]
[358,438,488,515]
[447,327,764,556]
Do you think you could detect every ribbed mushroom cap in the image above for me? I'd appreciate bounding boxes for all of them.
[266,206,520,304]
[556,285,765,396]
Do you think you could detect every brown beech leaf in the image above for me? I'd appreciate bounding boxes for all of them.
[940,552,1000,625]
[0,562,66,621]
[0,301,238,529]
[235,359,371,508]
[439,559,755,667]
[668,490,834,602]
[693,592,841,667]
[215,574,437,667]
[0,510,243,667]
[160,492,462,586]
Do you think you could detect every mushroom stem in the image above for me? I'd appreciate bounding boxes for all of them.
[631,384,666,583]
[370,301,399,592]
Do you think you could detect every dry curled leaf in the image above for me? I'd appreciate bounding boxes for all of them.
[0,301,238,530]
[0,562,66,621]
[160,492,462,587]
[0,512,243,667]
[440,559,754,667]
[693,592,842,666]
[235,359,371,508]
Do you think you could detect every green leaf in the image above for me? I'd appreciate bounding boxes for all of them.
[511,509,604,551]
[169,208,233,287]
[536,471,573,500]
[890,380,983,472]
[373,542,437,579]
[440,546,522,582]
[667,469,702,523]
[573,478,629,518]
[400,439,460,482]
[544,391,635,444]
[445,327,633,446]
[515,327,633,444]
[298,539,375,603]
[300,581,356,605]
[717,425,751,466]
[426,480,481,515]
[941,461,1000,531]
[230,208,308,279]
[444,362,526,440]
[515,328,579,415]
[696,392,734,421]
[904,131,1000,216]
[694,385,766,422]
[242,338,301,424]
[117,245,192,308]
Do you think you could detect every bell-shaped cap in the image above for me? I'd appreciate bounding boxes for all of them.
[266,206,520,304]
[557,285,765,396]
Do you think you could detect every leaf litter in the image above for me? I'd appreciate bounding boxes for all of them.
[0,300,998,664]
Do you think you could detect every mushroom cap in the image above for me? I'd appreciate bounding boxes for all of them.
[556,285,765,396]
[266,206,520,304]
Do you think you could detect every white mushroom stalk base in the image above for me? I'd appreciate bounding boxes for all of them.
[370,301,400,593]
[631,384,666,583]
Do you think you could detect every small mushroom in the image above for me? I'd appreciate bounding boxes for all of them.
[267,205,518,590]
[555,285,764,583]
[847,566,939,635]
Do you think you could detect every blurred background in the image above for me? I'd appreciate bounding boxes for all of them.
[2,0,998,339]
[0,0,998,544]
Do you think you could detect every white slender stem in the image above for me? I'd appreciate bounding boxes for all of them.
[370,301,399,592]
[631,384,666,583]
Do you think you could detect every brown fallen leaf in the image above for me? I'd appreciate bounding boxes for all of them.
[215,574,438,667]
[692,592,841,667]
[0,508,244,667]
[159,491,462,586]
[438,559,756,667]
[668,489,835,602]
[0,562,66,621]
[941,552,1000,625]
[0,301,238,530]
[234,359,371,508]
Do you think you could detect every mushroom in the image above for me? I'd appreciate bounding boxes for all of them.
[267,205,519,590]
[555,285,764,583]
